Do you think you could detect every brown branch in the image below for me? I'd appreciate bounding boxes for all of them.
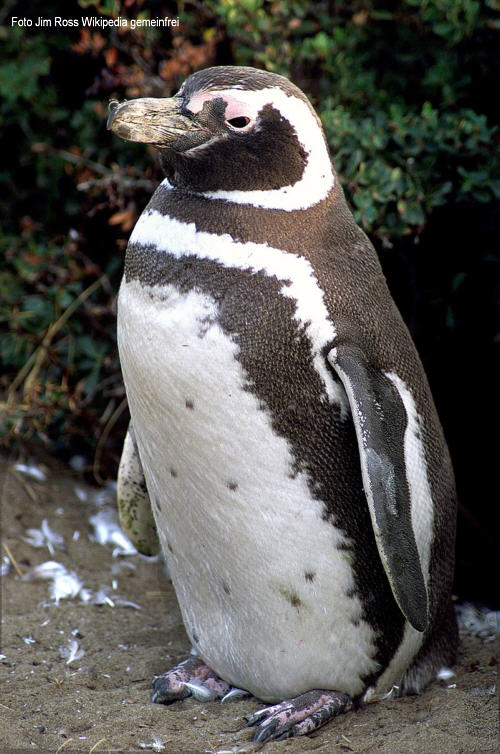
[93,396,128,484]
[3,542,25,578]
[7,469,38,503]
[77,175,156,192]
[31,143,157,193]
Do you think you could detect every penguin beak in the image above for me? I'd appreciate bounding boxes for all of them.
[107,97,209,150]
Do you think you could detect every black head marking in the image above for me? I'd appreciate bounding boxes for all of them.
[156,66,315,192]
[186,96,229,135]
[159,102,307,192]
[109,65,328,194]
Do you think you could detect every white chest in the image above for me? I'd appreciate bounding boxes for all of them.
[117,278,379,701]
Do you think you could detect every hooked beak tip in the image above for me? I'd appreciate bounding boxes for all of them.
[106,100,121,130]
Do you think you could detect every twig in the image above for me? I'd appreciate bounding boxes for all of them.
[77,174,156,192]
[55,739,73,753]
[32,144,110,177]
[78,373,125,408]
[7,275,107,403]
[7,469,38,503]
[32,143,157,192]
[93,396,128,484]
[3,543,25,578]
[89,739,110,753]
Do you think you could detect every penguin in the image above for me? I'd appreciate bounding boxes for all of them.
[107,66,458,743]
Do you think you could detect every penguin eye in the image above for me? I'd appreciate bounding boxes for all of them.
[226,116,251,129]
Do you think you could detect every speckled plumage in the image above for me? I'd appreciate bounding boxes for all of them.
[117,423,159,556]
[109,66,457,741]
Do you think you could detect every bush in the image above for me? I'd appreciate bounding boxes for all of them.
[214,0,499,242]
[1,0,498,480]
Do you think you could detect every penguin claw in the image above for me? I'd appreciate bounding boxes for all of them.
[247,689,353,742]
[253,718,279,743]
[221,686,250,702]
[246,707,271,726]
[150,656,231,705]
[150,676,190,704]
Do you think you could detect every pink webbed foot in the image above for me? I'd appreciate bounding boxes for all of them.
[247,689,353,742]
[150,656,236,704]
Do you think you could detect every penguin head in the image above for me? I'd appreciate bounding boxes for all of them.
[107,66,333,196]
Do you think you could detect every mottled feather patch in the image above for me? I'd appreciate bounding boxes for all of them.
[129,210,349,414]
[117,425,159,555]
[118,280,378,701]
[278,586,303,610]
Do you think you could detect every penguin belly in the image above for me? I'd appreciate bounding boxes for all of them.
[117,278,380,702]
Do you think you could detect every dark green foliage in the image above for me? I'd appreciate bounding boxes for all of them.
[1,232,119,456]
[1,0,498,517]
[212,0,499,242]
[323,102,498,240]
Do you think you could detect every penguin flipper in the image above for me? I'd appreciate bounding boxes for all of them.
[327,344,428,632]
[117,422,160,555]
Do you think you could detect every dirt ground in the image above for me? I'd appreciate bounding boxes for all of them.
[1,453,497,754]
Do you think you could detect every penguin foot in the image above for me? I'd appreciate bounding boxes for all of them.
[247,689,353,742]
[150,656,231,704]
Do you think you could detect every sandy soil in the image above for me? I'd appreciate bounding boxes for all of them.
[1,453,497,754]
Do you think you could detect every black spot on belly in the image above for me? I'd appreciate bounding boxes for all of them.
[226,481,238,491]
[222,581,231,595]
[185,399,194,409]
[192,629,199,643]
[170,468,178,478]
[167,541,174,554]
[125,234,407,686]
[154,498,161,513]
[304,571,315,583]
[278,586,303,610]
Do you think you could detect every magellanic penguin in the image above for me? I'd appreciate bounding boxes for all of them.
[107,66,458,743]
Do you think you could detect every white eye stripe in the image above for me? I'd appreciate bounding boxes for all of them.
[186,91,257,133]
[186,90,256,118]
[183,87,334,210]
